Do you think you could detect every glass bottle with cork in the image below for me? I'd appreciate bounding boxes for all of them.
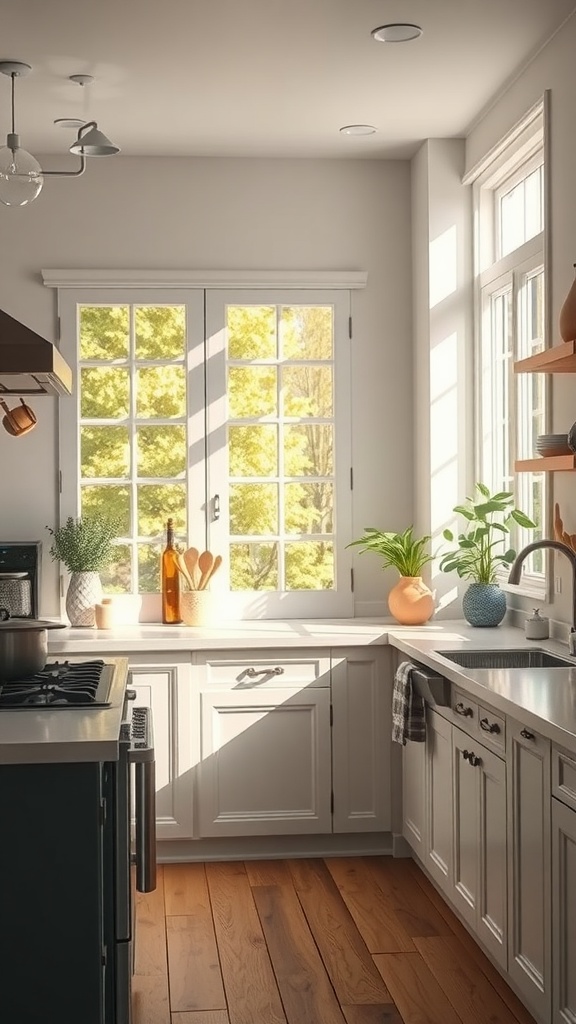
[161,517,182,624]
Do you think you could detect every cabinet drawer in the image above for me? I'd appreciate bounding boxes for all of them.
[450,689,478,733]
[552,745,576,811]
[196,649,331,689]
[477,703,506,753]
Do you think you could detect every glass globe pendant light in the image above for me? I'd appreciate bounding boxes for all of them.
[0,62,43,207]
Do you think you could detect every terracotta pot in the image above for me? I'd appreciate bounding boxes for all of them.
[559,263,576,343]
[388,576,434,625]
[0,397,37,437]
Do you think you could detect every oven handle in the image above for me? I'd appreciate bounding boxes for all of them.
[135,757,157,893]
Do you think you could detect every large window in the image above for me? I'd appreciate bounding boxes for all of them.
[474,105,547,593]
[56,280,356,619]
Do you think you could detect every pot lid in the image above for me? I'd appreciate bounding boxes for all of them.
[0,611,65,630]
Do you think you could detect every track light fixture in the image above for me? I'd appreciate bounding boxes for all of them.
[0,61,120,207]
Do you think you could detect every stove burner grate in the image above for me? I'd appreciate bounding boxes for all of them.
[0,660,110,707]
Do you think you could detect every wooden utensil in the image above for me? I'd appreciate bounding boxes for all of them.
[200,553,222,590]
[197,550,215,591]
[176,553,195,590]
[183,547,200,589]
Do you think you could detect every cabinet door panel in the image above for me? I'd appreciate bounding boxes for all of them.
[129,662,194,840]
[426,709,453,893]
[507,721,551,1023]
[478,745,507,969]
[199,686,331,836]
[552,797,576,1024]
[331,650,390,833]
[452,725,478,930]
[402,735,426,855]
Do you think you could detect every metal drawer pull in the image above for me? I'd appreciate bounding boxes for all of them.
[480,717,500,734]
[462,749,470,761]
[469,753,482,767]
[455,702,473,717]
[245,665,285,678]
[520,728,535,740]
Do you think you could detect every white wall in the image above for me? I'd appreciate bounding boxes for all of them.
[465,11,576,631]
[0,156,412,617]
[411,140,473,617]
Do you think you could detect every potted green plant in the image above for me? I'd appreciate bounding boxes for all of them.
[47,514,121,627]
[439,484,536,626]
[348,526,434,625]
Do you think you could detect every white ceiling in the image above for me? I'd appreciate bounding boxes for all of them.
[2,0,575,160]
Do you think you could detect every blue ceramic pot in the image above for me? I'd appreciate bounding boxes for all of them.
[462,582,507,627]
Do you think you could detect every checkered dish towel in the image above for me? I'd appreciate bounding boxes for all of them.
[392,661,426,745]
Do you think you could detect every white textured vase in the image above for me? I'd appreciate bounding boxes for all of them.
[65,571,103,627]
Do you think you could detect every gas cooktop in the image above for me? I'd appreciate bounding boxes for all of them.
[0,660,113,709]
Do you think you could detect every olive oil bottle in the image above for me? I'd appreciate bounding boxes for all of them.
[161,518,182,624]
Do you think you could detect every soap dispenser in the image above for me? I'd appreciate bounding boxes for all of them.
[525,607,549,640]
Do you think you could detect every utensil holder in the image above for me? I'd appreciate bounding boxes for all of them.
[180,590,215,627]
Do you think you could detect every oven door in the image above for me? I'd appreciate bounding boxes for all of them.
[113,705,156,1024]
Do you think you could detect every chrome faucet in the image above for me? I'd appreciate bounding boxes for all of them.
[508,539,576,655]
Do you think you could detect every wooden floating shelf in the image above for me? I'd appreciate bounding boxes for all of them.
[514,340,576,373]
[515,455,576,472]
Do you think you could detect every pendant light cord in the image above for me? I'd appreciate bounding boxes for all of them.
[10,72,15,135]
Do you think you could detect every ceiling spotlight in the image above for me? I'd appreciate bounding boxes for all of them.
[340,125,377,136]
[371,23,423,43]
[0,60,120,207]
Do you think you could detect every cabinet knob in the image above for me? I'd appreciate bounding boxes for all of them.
[455,702,473,718]
[520,728,535,741]
[469,753,482,767]
[480,717,500,734]
[462,749,470,761]
[245,666,284,678]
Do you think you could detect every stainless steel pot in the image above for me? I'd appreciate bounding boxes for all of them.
[0,609,66,681]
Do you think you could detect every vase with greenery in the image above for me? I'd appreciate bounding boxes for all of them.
[348,526,434,625]
[47,515,121,627]
[439,484,536,626]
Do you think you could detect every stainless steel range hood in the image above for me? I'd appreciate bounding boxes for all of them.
[0,308,72,396]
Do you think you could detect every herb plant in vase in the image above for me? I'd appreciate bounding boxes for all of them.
[439,484,536,627]
[47,515,121,627]
[348,526,434,625]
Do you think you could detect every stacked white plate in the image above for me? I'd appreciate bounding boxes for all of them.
[535,433,571,456]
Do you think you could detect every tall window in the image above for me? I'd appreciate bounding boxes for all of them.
[57,281,354,619]
[474,105,546,593]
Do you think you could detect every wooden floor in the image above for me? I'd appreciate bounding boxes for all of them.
[133,856,537,1024]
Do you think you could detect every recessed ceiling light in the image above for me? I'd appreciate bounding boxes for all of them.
[340,124,377,136]
[54,118,86,129]
[371,23,423,43]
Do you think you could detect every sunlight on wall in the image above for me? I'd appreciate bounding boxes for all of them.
[429,225,458,309]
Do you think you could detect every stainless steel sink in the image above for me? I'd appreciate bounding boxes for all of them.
[436,648,575,669]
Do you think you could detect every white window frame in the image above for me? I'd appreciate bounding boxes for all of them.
[48,270,366,621]
[471,98,550,601]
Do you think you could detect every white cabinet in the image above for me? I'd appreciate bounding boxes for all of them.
[401,728,426,857]
[195,650,332,837]
[507,719,551,1023]
[425,709,453,894]
[452,725,507,969]
[127,654,194,840]
[552,797,576,1024]
[331,648,391,833]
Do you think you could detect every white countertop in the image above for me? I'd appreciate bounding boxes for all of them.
[0,658,129,765]
[386,622,576,752]
[47,617,392,652]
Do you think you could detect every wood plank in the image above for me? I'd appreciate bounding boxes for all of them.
[367,857,453,938]
[132,975,171,1024]
[288,858,392,1004]
[164,862,212,916]
[373,952,462,1024]
[253,883,347,1024]
[415,935,524,1024]
[171,1014,230,1024]
[134,865,169,976]
[205,861,286,1024]
[244,859,294,886]
[326,857,416,954]
[341,1005,404,1024]
[166,914,226,1012]
[405,860,537,1024]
